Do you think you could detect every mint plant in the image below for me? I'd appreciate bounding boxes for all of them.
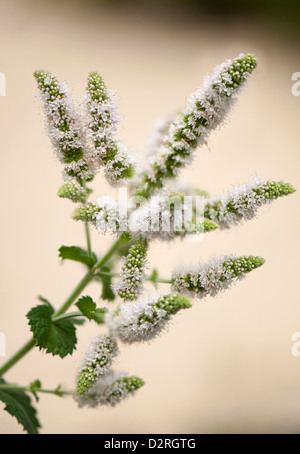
[0,53,295,434]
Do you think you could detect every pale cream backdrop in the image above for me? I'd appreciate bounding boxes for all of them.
[0,0,299,434]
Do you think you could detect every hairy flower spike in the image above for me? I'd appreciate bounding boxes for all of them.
[107,294,192,343]
[114,238,148,301]
[34,70,93,181]
[101,374,145,406]
[77,335,118,395]
[204,178,296,228]
[72,197,127,233]
[85,72,135,184]
[129,193,218,240]
[73,193,218,239]
[75,372,145,408]
[138,54,257,196]
[172,255,265,299]
[57,181,91,203]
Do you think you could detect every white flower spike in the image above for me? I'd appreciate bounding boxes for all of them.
[77,335,118,395]
[137,54,257,197]
[107,294,192,343]
[172,255,265,299]
[85,72,136,184]
[34,70,94,181]
[204,178,296,229]
[114,238,148,301]
[75,371,145,408]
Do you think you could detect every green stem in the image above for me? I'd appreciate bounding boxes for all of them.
[0,384,73,396]
[152,278,172,284]
[52,311,83,323]
[81,179,92,257]
[54,236,124,318]
[97,271,119,278]
[84,221,92,258]
[93,235,125,269]
[0,339,36,377]
[0,235,127,377]
[54,270,94,317]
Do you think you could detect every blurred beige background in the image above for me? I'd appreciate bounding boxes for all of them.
[0,0,299,434]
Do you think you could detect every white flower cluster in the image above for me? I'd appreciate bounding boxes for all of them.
[205,178,296,228]
[72,197,128,234]
[129,193,186,240]
[171,255,265,299]
[85,72,136,185]
[34,70,93,181]
[77,335,118,395]
[94,196,127,233]
[139,54,257,196]
[73,191,218,238]
[106,294,191,343]
[75,371,145,408]
[114,239,148,300]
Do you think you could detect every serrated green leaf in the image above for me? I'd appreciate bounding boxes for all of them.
[26,305,77,358]
[75,296,96,319]
[37,295,53,310]
[75,296,107,324]
[0,378,41,434]
[58,246,97,268]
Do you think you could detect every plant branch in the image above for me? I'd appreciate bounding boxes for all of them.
[84,221,92,257]
[0,383,73,397]
[52,311,83,323]
[0,339,36,377]
[150,277,172,284]
[54,269,94,317]
[0,234,128,377]
[93,235,125,270]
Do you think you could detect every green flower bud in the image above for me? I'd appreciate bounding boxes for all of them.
[57,182,91,203]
